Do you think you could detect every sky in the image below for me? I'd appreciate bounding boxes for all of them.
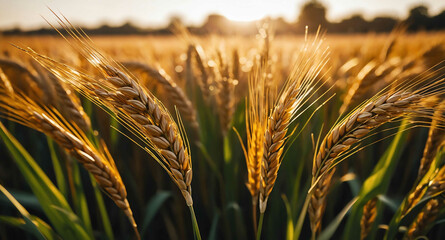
[1,0,444,30]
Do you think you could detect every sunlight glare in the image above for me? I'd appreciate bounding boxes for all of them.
[217,1,272,22]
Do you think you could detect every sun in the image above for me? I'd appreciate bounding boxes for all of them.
[223,9,268,22]
[218,1,271,22]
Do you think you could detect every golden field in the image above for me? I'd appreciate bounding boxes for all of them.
[0,29,444,240]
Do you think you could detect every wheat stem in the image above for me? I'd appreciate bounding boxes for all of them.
[256,212,265,240]
[189,206,202,240]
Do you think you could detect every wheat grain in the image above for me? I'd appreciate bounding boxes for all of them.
[0,58,52,104]
[360,197,378,240]
[21,33,195,207]
[122,61,199,137]
[310,84,445,234]
[259,34,329,213]
[0,73,138,235]
[405,198,445,239]
[417,105,445,181]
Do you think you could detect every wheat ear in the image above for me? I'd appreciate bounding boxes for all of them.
[122,61,199,136]
[215,50,236,135]
[190,44,211,101]
[310,77,445,235]
[404,166,445,239]
[360,197,378,240]
[47,73,92,132]
[0,58,52,104]
[405,198,445,240]
[0,74,138,235]
[259,34,329,213]
[21,26,194,207]
[417,105,445,181]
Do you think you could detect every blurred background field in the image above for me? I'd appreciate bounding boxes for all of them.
[1,1,445,240]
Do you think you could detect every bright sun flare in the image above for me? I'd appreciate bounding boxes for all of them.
[223,10,267,22]
[218,2,271,22]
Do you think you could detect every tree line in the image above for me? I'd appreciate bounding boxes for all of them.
[2,1,444,36]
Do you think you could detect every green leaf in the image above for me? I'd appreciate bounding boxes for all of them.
[208,212,220,240]
[0,215,61,240]
[282,194,294,240]
[0,190,41,212]
[226,202,247,240]
[90,174,114,240]
[343,120,408,240]
[0,122,91,240]
[140,191,172,237]
[385,192,444,240]
[319,197,358,240]
[71,159,93,237]
[0,184,46,240]
[47,137,67,198]
[385,135,445,239]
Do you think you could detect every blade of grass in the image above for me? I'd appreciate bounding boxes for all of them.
[384,192,444,240]
[140,191,171,237]
[90,174,114,240]
[0,122,91,240]
[47,138,68,200]
[71,159,93,237]
[0,215,60,240]
[0,184,49,240]
[208,212,220,240]
[343,120,408,240]
[282,194,294,240]
[318,197,358,240]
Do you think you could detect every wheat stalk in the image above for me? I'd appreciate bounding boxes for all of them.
[403,166,445,239]
[190,44,211,102]
[47,72,92,132]
[405,198,445,239]
[215,49,236,135]
[416,104,445,181]
[0,72,138,236]
[309,72,445,235]
[122,61,199,138]
[360,197,378,240]
[0,58,52,104]
[259,33,329,213]
[20,17,195,208]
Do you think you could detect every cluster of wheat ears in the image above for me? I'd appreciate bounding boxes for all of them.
[0,15,445,240]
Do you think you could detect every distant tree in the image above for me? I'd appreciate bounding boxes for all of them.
[406,5,430,30]
[167,15,183,29]
[337,14,369,33]
[430,10,445,30]
[272,17,293,34]
[202,14,230,34]
[298,0,328,31]
[370,17,398,32]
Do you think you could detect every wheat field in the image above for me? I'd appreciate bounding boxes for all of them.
[0,24,445,240]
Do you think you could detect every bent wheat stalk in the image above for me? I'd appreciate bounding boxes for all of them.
[122,61,199,138]
[405,198,445,239]
[0,72,138,237]
[309,70,445,237]
[47,72,92,133]
[0,58,52,104]
[20,15,201,239]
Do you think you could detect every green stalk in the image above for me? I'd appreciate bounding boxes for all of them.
[189,206,202,240]
[293,194,311,240]
[252,199,258,237]
[90,175,114,240]
[256,212,264,240]
[47,138,67,198]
